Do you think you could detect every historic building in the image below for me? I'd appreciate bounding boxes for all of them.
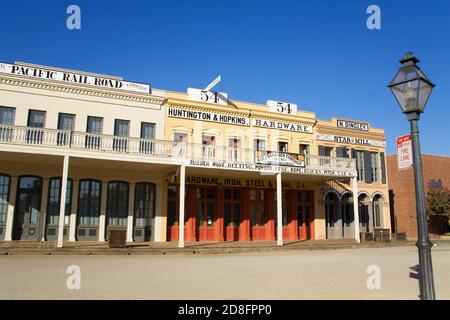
[387,154,450,238]
[0,60,391,247]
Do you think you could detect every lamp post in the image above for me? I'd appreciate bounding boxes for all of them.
[388,52,436,300]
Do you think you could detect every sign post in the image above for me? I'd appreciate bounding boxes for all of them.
[397,134,413,170]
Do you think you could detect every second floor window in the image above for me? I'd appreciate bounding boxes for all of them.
[0,107,15,125]
[254,139,266,151]
[141,122,155,140]
[113,119,130,152]
[228,138,241,161]
[370,152,379,183]
[335,147,349,158]
[202,135,216,159]
[318,145,333,157]
[299,144,310,155]
[87,116,103,134]
[356,150,365,182]
[58,113,75,131]
[278,141,288,153]
[28,110,46,128]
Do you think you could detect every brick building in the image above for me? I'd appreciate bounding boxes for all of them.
[387,154,450,238]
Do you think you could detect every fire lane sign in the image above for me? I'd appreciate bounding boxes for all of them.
[397,134,413,170]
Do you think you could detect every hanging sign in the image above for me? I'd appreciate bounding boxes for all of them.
[315,133,386,147]
[256,151,306,167]
[337,119,369,131]
[397,134,413,170]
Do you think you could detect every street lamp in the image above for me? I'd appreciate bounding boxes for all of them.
[388,52,436,300]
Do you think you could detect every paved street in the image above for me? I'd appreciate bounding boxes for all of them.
[1,246,450,300]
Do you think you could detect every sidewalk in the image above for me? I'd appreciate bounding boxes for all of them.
[0,239,423,256]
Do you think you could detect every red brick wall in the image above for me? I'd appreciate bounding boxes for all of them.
[387,154,450,238]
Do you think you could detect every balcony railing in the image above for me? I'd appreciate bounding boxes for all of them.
[0,125,356,172]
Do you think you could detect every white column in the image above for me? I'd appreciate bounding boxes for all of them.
[178,165,186,248]
[352,176,360,243]
[276,173,283,246]
[98,182,108,242]
[40,178,49,241]
[57,155,70,248]
[69,180,78,241]
[126,183,135,242]
[4,176,18,241]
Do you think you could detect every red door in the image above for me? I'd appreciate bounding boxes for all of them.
[297,191,314,240]
[196,187,217,241]
[224,188,241,241]
[249,189,267,240]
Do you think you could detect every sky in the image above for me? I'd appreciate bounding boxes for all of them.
[0,0,449,155]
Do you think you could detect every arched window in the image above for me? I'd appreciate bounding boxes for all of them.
[77,180,101,226]
[341,193,354,227]
[325,192,339,227]
[47,178,73,225]
[373,194,384,228]
[358,194,370,231]
[106,181,129,227]
[0,174,11,224]
[134,182,156,228]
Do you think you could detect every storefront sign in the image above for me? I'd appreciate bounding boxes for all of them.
[187,87,228,105]
[253,118,313,133]
[397,134,413,170]
[256,151,305,167]
[267,100,298,115]
[0,62,151,94]
[177,175,313,189]
[337,119,369,131]
[168,107,250,126]
[187,159,354,177]
[315,134,386,147]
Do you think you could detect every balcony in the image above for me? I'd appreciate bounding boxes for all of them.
[0,125,356,175]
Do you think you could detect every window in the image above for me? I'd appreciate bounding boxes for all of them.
[106,181,129,227]
[0,107,15,142]
[278,142,288,153]
[228,138,241,162]
[57,113,75,146]
[134,183,156,228]
[26,110,46,144]
[174,132,188,143]
[47,178,73,225]
[318,145,333,156]
[224,189,240,227]
[77,180,101,226]
[141,122,155,140]
[0,174,10,224]
[254,139,266,151]
[370,152,379,182]
[0,107,15,125]
[299,144,310,155]
[249,189,265,226]
[87,116,103,134]
[373,195,384,228]
[356,151,365,181]
[86,116,103,149]
[336,147,349,158]
[113,119,130,152]
[202,135,216,159]
[140,122,156,154]
[27,110,46,128]
[325,193,338,228]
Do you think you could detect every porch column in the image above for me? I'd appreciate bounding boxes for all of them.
[57,155,70,248]
[98,182,108,242]
[352,176,360,243]
[40,178,49,241]
[69,180,79,241]
[276,173,283,246]
[178,164,186,248]
[126,183,135,242]
[4,176,18,241]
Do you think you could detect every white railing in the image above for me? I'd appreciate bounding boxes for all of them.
[0,125,356,172]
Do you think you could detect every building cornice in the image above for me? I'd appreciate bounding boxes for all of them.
[0,74,165,105]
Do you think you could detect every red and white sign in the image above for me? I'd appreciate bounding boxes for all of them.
[397,134,413,170]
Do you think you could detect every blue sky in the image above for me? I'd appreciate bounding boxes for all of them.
[1,0,449,155]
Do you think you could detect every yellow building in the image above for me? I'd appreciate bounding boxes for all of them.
[0,61,390,247]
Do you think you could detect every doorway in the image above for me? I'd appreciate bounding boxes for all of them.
[196,187,217,241]
[13,176,42,240]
